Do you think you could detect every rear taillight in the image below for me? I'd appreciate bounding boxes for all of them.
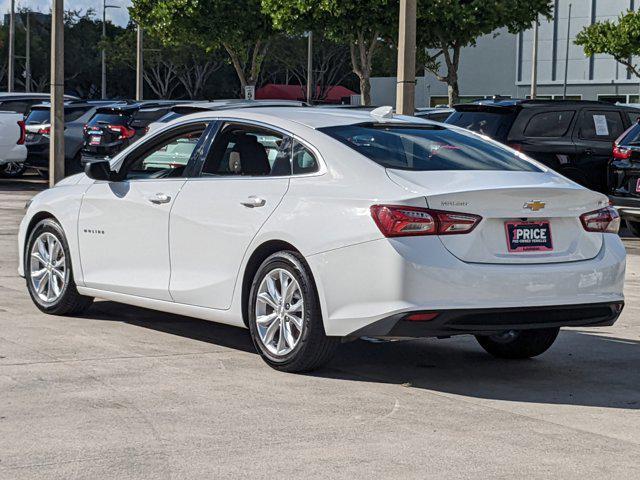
[370,205,481,237]
[612,145,632,160]
[16,120,25,144]
[38,126,50,135]
[580,206,620,233]
[107,124,136,140]
[405,312,439,322]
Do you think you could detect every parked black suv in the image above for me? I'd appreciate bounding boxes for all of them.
[446,99,640,193]
[608,119,640,236]
[81,101,178,162]
[24,100,118,177]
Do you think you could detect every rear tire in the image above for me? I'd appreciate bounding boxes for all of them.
[0,162,27,178]
[475,328,559,359]
[627,220,640,238]
[25,219,94,315]
[248,251,339,372]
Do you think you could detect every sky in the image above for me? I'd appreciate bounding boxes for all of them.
[1,0,132,27]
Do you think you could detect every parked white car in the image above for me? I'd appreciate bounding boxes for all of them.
[0,111,27,177]
[18,107,626,372]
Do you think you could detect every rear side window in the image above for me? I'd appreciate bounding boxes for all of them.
[579,110,625,140]
[0,100,29,114]
[133,108,172,125]
[64,107,90,122]
[523,110,575,137]
[87,112,131,127]
[446,110,515,141]
[320,124,541,172]
[292,141,319,174]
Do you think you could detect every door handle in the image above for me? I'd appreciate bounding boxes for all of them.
[148,193,171,204]
[241,196,266,208]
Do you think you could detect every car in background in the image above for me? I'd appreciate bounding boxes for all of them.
[446,99,640,194]
[0,111,26,178]
[0,92,78,178]
[146,100,309,133]
[608,119,640,237]
[81,101,179,162]
[23,100,118,177]
[415,107,454,123]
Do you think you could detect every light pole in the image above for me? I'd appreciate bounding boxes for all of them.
[396,0,417,115]
[8,0,15,92]
[50,0,65,186]
[563,3,572,99]
[102,0,120,99]
[136,25,143,100]
[306,31,313,104]
[25,12,31,93]
[530,17,538,99]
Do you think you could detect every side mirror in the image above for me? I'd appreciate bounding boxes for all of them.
[84,160,115,181]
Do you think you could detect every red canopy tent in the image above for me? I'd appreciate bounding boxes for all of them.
[255,83,357,104]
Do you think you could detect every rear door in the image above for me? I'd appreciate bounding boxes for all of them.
[573,108,628,192]
[169,121,291,309]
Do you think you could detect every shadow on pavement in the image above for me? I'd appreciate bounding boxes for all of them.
[81,300,639,410]
[0,174,47,192]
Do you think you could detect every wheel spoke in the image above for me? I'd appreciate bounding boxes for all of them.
[52,268,65,281]
[47,237,55,263]
[38,239,49,262]
[288,299,303,313]
[257,292,278,310]
[31,252,46,266]
[282,320,296,349]
[51,274,61,297]
[31,267,47,279]
[37,272,49,294]
[276,319,286,353]
[263,317,280,345]
[256,312,278,326]
[286,313,303,330]
[266,274,281,303]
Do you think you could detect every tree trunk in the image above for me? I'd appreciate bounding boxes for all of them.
[359,75,371,106]
[447,78,459,105]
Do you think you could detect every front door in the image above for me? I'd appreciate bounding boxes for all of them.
[169,121,293,309]
[78,125,207,300]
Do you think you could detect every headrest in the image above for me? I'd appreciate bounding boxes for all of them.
[229,151,241,173]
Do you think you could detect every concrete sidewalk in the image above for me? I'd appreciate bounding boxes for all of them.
[1,176,639,480]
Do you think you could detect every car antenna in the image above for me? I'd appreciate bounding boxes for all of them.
[370,106,394,123]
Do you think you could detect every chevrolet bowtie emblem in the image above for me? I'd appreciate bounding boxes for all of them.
[523,201,546,211]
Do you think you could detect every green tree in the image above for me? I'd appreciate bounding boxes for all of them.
[418,0,553,105]
[261,0,398,105]
[130,0,273,94]
[575,9,640,79]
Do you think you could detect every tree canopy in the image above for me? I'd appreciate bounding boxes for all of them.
[575,9,640,78]
[130,0,274,91]
[418,0,553,104]
[261,0,398,105]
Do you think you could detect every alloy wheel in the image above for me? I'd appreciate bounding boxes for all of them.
[29,232,67,303]
[254,268,304,356]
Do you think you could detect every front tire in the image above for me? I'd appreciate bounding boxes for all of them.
[248,251,338,372]
[627,220,640,237]
[475,328,559,359]
[25,219,93,315]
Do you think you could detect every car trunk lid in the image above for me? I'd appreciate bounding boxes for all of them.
[387,169,608,264]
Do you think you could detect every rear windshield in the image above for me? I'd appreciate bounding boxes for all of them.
[319,124,541,172]
[446,110,515,141]
[87,112,131,127]
[25,109,51,125]
[619,123,640,145]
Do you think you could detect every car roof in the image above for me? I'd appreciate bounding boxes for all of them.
[95,100,179,113]
[457,98,634,109]
[178,106,429,129]
[30,100,123,110]
[0,92,79,100]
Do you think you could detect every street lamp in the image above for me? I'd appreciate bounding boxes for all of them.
[102,0,121,99]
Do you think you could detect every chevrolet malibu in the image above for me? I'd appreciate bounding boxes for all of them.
[18,107,626,372]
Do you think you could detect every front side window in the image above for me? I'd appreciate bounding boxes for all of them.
[124,129,205,180]
[201,123,292,176]
[320,123,541,172]
[523,110,575,137]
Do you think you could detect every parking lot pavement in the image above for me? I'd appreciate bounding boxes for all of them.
[1,176,639,480]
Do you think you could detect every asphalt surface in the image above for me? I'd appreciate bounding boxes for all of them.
[1,175,639,480]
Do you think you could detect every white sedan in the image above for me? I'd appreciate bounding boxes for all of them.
[18,107,626,372]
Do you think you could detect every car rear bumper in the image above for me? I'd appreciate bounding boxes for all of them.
[350,302,624,338]
[306,234,626,337]
[609,195,640,221]
[0,144,27,165]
